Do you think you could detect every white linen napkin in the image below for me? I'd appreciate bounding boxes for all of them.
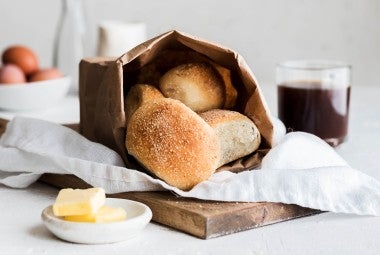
[1,117,379,216]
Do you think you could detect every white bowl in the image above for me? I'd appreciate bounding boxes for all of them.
[0,76,71,111]
[41,198,152,244]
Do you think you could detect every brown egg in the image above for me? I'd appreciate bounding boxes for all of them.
[2,45,39,75]
[29,68,63,82]
[0,64,27,84]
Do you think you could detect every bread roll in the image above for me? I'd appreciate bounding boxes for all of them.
[124,84,164,124]
[200,109,261,168]
[212,63,238,109]
[126,98,220,190]
[135,50,212,86]
[159,63,225,112]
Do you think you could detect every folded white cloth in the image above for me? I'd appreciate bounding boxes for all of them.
[1,117,379,216]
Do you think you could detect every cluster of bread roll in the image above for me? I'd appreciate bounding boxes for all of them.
[125,61,260,190]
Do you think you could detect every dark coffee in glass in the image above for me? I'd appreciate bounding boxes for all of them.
[276,61,351,146]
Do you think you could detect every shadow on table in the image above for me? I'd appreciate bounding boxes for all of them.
[28,224,59,242]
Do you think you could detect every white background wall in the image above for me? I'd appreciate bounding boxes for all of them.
[0,0,379,86]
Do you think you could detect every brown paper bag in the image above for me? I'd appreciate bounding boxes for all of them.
[79,30,274,173]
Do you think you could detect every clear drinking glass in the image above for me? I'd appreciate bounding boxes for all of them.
[276,60,351,146]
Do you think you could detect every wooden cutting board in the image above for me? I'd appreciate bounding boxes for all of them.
[0,118,320,239]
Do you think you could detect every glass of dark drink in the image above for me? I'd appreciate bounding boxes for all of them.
[277,60,351,146]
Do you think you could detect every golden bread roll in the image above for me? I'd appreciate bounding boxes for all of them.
[212,63,238,109]
[159,63,225,112]
[124,84,164,124]
[135,50,212,86]
[200,109,261,168]
[125,98,220,190]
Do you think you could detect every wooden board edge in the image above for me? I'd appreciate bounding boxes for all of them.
[111,192,209,238]
[205,203,320,239]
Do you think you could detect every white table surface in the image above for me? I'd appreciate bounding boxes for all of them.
[1,85,379,255]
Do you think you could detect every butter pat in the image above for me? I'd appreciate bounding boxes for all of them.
[64,206,127,223]
[53,188,105,216]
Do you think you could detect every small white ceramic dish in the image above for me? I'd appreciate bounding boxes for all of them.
[0,76,71,111]
[41,198,152,244]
